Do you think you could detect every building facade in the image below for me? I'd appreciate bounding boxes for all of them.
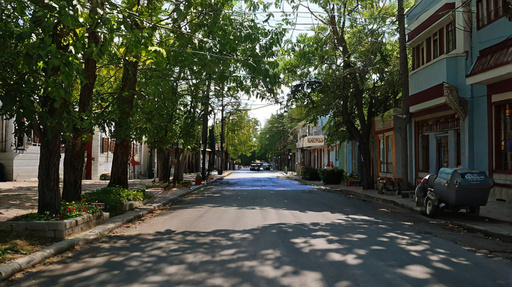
[466,0,512,201]
[295,117,360,176]
[406,0,511,201]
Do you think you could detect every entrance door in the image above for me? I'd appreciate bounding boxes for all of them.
[436,134,449,169]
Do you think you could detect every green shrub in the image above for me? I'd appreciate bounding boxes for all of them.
[300,166,321,181]
[82,187,125,216]
[81,186,153,217]
[319,168,345,184]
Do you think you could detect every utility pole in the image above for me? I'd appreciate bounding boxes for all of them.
[201,80,211,181]
[219,94,225,175]
[397,0,411,190]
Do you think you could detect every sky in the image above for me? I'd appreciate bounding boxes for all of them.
[243,1,322,126]
[246,98,282,126]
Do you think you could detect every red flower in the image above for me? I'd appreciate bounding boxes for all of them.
[66,208,70,212]
[81,198,86,202]
[73,207,76,210]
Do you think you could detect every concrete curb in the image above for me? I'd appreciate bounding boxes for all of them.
[0,174,225,281]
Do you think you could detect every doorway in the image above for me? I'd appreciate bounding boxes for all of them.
[436,134,449,170]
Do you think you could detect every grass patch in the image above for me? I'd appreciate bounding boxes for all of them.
[0,231,57,264]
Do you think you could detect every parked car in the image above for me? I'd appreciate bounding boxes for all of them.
[261,163,272,170]
[250,162,263,171]
[415,168,494,217]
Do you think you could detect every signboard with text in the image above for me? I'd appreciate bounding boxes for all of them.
[304,136,325,147]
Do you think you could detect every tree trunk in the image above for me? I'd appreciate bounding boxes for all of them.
[219,96,225,175]
[157,147,171,183]
[108,59,139,188]
[38,130,62,215]
[398,0,411,190]
[62,3,100,200]
[109,140,130,188]
[173,144,182,186]
[37,18,68,214]
[62,137,86,202]
[360,138,374,190]
[209,127,215,174]
[201,101,209,180]
[182,150,190,174]
[147,148,154,179]
[195,150,201,174]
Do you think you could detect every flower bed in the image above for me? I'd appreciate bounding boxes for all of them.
[0,212,109,240]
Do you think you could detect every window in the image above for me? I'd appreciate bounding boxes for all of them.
[379,135,393,173]
[426,36,432,63]
[477,0,508,29]
[387,136,393,172]
[496,103,512,171]
[419,134,430,172]
[412,46,419,69]
[420,42,425,66]
[438,28,445,55]
[410,20,455,71]
[412,42,426,69]
[101,137,115,154]
[446,22,455,53]
[433,32,439,59]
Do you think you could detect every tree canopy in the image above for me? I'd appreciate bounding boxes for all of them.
[0,0,285,214]
[278,0,402,188]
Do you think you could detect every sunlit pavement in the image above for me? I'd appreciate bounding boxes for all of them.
[278,170,512,241]
[5,170,511,286]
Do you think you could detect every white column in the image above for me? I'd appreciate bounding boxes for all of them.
[91,127,101,180]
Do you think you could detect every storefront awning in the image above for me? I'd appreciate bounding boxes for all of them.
[467,38,512,85]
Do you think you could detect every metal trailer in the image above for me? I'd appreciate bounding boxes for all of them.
[416,168,494,217]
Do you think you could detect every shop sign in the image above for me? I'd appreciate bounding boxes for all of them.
[304,136,325,147]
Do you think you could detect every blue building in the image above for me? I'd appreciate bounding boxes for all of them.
[406,0,511,202]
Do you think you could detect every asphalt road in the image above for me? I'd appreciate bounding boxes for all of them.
[4,170,512,286]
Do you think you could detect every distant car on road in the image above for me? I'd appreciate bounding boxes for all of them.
[250,162,263,171]
[250,162,271,171]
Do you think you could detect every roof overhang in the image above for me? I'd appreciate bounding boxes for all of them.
[467,38,512,85]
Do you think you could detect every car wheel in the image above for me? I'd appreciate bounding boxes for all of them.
[467,206,480,216]
[425,197,436,217]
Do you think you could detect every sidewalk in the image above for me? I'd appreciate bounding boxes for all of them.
[281,172,512,242]
[0,172,230,280]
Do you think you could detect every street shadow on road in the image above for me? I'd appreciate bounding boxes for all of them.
[8,209,511,286]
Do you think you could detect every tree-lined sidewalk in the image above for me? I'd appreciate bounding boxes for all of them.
[0,0,284,216]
